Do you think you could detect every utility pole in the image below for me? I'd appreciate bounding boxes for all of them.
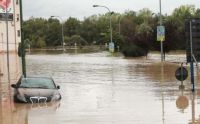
[6,0,10,83]
[93,5,114,53]
[20,0,26,77]
[189,20,195,92]
[159,0,164,62]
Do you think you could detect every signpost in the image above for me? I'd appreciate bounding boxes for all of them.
[185,19,200,92]
[19,0,26,77]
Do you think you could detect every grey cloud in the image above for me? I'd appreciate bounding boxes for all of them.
[23,0,200,20]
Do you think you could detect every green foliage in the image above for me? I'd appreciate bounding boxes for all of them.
[22,5,200,57]
[36,37,46,48]
[64,17,80,36]
[23,18,48,48]
[79,15,101,44]
[64,36,71,45]
[45,18,62,46]
[122,43,147,57]
[64,35,87,46]
[70,35,88,46]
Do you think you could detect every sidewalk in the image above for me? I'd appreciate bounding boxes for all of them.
[0,52,21,84]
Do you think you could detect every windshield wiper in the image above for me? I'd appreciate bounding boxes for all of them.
[19,86,31,88]
[32,87,49,89]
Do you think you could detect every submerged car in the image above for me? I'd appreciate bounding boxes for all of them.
[11,77,61,103]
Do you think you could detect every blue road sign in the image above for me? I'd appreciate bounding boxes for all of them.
[157,26,165,42]
[109,42,115,53]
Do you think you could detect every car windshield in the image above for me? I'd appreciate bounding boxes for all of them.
[19,77,56,89]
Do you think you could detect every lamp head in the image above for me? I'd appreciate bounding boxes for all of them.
[110,12,114,15]
[93,5,99,7]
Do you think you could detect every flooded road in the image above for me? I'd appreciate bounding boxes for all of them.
[1,51,200,124]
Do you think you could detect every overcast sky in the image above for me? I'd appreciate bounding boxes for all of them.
[23,0,200,20]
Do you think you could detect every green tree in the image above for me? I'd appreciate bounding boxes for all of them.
[166,5,196,50]
[64,17,81,37]
[45,18,62,46]
[22,5,199,55]
[80,15,100,44]
[64,36,71,45]
[23,17,48,48]
[70,35,88,46]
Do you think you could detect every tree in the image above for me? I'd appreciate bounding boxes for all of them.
[195,8,200,17]
[23,17,48,48]
[22,5,199,55]
[120,10,154,56]
[70,35,88,46]
[45,18,62,46]
[64,17,81,37]
[167,5,196,50]
[79,15,100,44]
[64,36,71,45]
[135,22,153,54]
[171,5,195,32]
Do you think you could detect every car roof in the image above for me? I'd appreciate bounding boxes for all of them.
[21,76,53,80]
[18,76,55,84]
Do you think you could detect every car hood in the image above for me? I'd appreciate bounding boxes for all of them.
[16,88,61,103]
[18,88,58,97]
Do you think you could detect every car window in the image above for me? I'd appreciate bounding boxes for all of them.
[19,78,56,89]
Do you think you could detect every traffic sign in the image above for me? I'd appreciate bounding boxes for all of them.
[109,42,115,53]
[157,26,165,42]
[175,67,188,81]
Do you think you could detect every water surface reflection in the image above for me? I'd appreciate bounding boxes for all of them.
[0,52,21,124]
[1,52,200,124]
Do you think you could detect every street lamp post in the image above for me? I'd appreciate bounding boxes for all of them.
[19,0,27,77]
[93,5,113,44]
[159,0,164,62]
[5,0,11,82]
[118,15,123,35]
[50,16,65,52]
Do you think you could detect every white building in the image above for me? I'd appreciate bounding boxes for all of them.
[0,0,21,83]
[0,0,21,52]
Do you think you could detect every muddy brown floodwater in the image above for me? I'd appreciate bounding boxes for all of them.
[1,51,200,124]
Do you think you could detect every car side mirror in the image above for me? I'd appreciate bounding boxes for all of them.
[11,84,18,88]
[57,85,60,89]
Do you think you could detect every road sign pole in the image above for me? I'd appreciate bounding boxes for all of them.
[159,0,164,62]
[181,63,183,87]
[20,0,26,77]
[161,41,164,61]
[190,62,195,92]
[190,20,195,92]
[6,0,11,84]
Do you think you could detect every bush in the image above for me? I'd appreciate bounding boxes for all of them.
[122,43,147,57]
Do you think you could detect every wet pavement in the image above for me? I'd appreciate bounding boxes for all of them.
[1,51,200,124]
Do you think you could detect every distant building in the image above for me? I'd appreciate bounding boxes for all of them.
[0,0,21,52]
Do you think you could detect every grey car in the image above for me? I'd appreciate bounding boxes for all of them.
[11,77,61,103]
